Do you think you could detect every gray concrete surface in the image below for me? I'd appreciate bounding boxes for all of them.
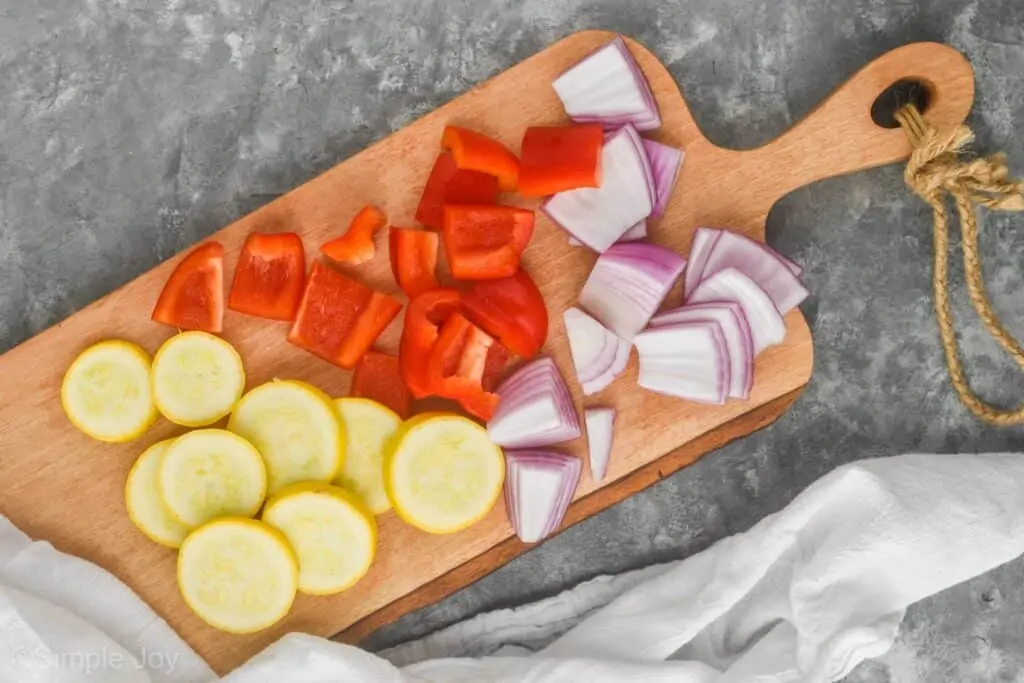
[3,0,1024,679]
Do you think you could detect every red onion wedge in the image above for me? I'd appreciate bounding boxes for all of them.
[689,268,785,353]
[651,302,754,399]
[696,230,808,314]
[504,450,582,544]
[683,227,722,299]
[552,36,661,132]
[579,241,686,341]
[543,126,654,252]
[634,321,730,404]
[569,220,645,247]
[584,407,615,482]
[641,139,684,218]
[488,357,582,448]
[765,243,803,277]
[564,307,631,395]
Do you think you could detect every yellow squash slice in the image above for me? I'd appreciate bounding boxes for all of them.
[228,380,344,495]
[125,438,191,548]
[158,429,267,528]
[386,413,505,534]
[333,398,402,514]
[177,518,297,633]
[261,482,377,595]
[151,331,245,427]
[61,340,157,442]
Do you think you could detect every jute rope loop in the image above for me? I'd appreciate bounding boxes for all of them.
[895,104,1024,424]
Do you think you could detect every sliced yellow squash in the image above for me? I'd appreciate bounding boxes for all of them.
[151,331,245,427]
[261,482,377,595]
[125,438,191,548]
[228,380,344,495]
[158,428,266,528]
[177,518,297,633]
[61,340,157,442]
[333,398,402,514]
[386,413,505,534]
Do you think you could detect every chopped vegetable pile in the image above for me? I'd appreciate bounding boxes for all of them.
[58,34,810,632]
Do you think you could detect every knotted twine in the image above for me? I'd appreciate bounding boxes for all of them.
[894,104,1024,424]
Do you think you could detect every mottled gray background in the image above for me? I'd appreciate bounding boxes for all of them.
[3,0,1024,680]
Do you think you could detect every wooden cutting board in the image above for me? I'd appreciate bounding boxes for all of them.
[0,30,973,674]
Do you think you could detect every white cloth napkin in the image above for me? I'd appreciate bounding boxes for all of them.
[6,452,1024,682]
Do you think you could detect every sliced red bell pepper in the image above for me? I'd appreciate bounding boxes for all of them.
[428,312,499,420]
[517,123,604,197]
[227,233,306,321]
[481,342,511,392]
[441,125,520,192]
[321,205,386,265]
[442,205,534,280]
[415,152,498,230]
[389,228,440,298]
[152,241,225,333]
[462,270,548,359]
[350,350,412,418]
[400,289,461,399]
[288,261,402,370]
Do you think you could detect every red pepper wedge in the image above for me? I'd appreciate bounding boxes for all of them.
[400,289,462,398]
[481,342,511,393]
[462,270,548,359]
[227,233,306,321]
[415,152,498,230]
[321,205,386,265]
[350,350,412,418]
[517,124,604,197]
[288,261,402,370]
[389,228,440,298]
[428,312,499,421]
[152,242,225,333]
[442,205,534,280]
[441,125,520,192]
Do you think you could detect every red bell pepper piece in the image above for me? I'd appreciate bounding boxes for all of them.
[442,205,534,280]
[152,242,225,333]
[227,233,306,321]
[400,289,461,399]
[428,312,499,421]
[321,205,386,265]
[441,126,520,192]
[350,351,412,418]
[517,124,604,197]
[389,228,440,298]
[288,261,402,369]
[481,342,511,392]
[462,270,548,359]
[415,152,498,230]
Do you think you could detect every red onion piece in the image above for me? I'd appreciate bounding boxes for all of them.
[764,243,803,277]
[504,450,582,543]
[552,36,661,132]
[620,219,647,241]
[696,230,808,314]
[584,407,615,482]
[487,357,582,448]
[564,307,631,395]
[569,220,646,247]
[634,321,730,404]
[641,139,684,218]
[651,301,754,399]
[683,227,722,299]
[543,125,654,252]
[579,241,686,341]
[689,268,785,353]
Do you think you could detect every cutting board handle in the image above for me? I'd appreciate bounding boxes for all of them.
[749,42,975,204]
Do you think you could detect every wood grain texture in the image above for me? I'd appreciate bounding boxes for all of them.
[0,30,974,674]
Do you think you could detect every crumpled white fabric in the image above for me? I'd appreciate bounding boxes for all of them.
[6,453,1024,682]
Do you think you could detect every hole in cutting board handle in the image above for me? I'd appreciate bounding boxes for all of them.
[870,79,932,129]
